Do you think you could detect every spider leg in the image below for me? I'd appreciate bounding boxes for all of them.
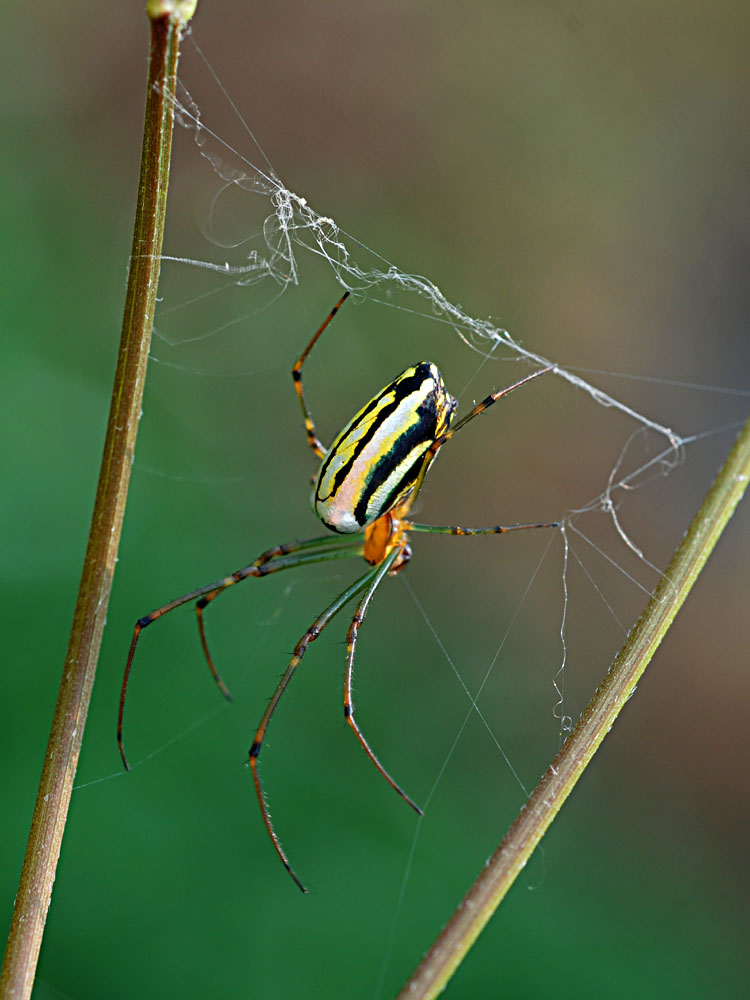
[118,535,363,771]
[408,519,559,536]
[400,366,556,519]
[192,537,361,699]
[439,364,555,445]
[291,290,351,459]
[249,558,385,893]
[344,547,423,815]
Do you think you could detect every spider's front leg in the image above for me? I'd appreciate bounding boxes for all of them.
[291,291,350,459]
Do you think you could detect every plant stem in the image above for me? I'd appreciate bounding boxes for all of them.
[0,4,197,998]
[396,418,750,1000]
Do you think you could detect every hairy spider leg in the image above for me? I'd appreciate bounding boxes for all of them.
[248,549,400,893]
[291,290,351,458]
[117,535,364,770]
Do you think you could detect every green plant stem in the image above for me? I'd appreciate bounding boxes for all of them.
[0,5,197,998]
[396,418,750,1000]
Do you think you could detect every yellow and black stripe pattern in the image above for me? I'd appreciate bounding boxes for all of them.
[313,362,457,533]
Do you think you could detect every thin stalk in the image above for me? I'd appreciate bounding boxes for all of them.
[1,4,197,998]
[396,418,750,1000]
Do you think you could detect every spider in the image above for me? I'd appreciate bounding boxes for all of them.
[118,291,557,892]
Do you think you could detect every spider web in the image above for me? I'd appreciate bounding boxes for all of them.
[48,19,749,1000]
[149,50,693,722]
[112,41,747,986]
[164,72,680,450]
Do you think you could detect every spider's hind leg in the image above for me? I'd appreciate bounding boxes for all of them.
[117,534,363,771]
[343,544,423,816]
[248,554,386,893]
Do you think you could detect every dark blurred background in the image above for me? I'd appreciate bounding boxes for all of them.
[2,2,748,998]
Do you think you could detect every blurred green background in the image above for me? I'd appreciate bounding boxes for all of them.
[2,2,748,998]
